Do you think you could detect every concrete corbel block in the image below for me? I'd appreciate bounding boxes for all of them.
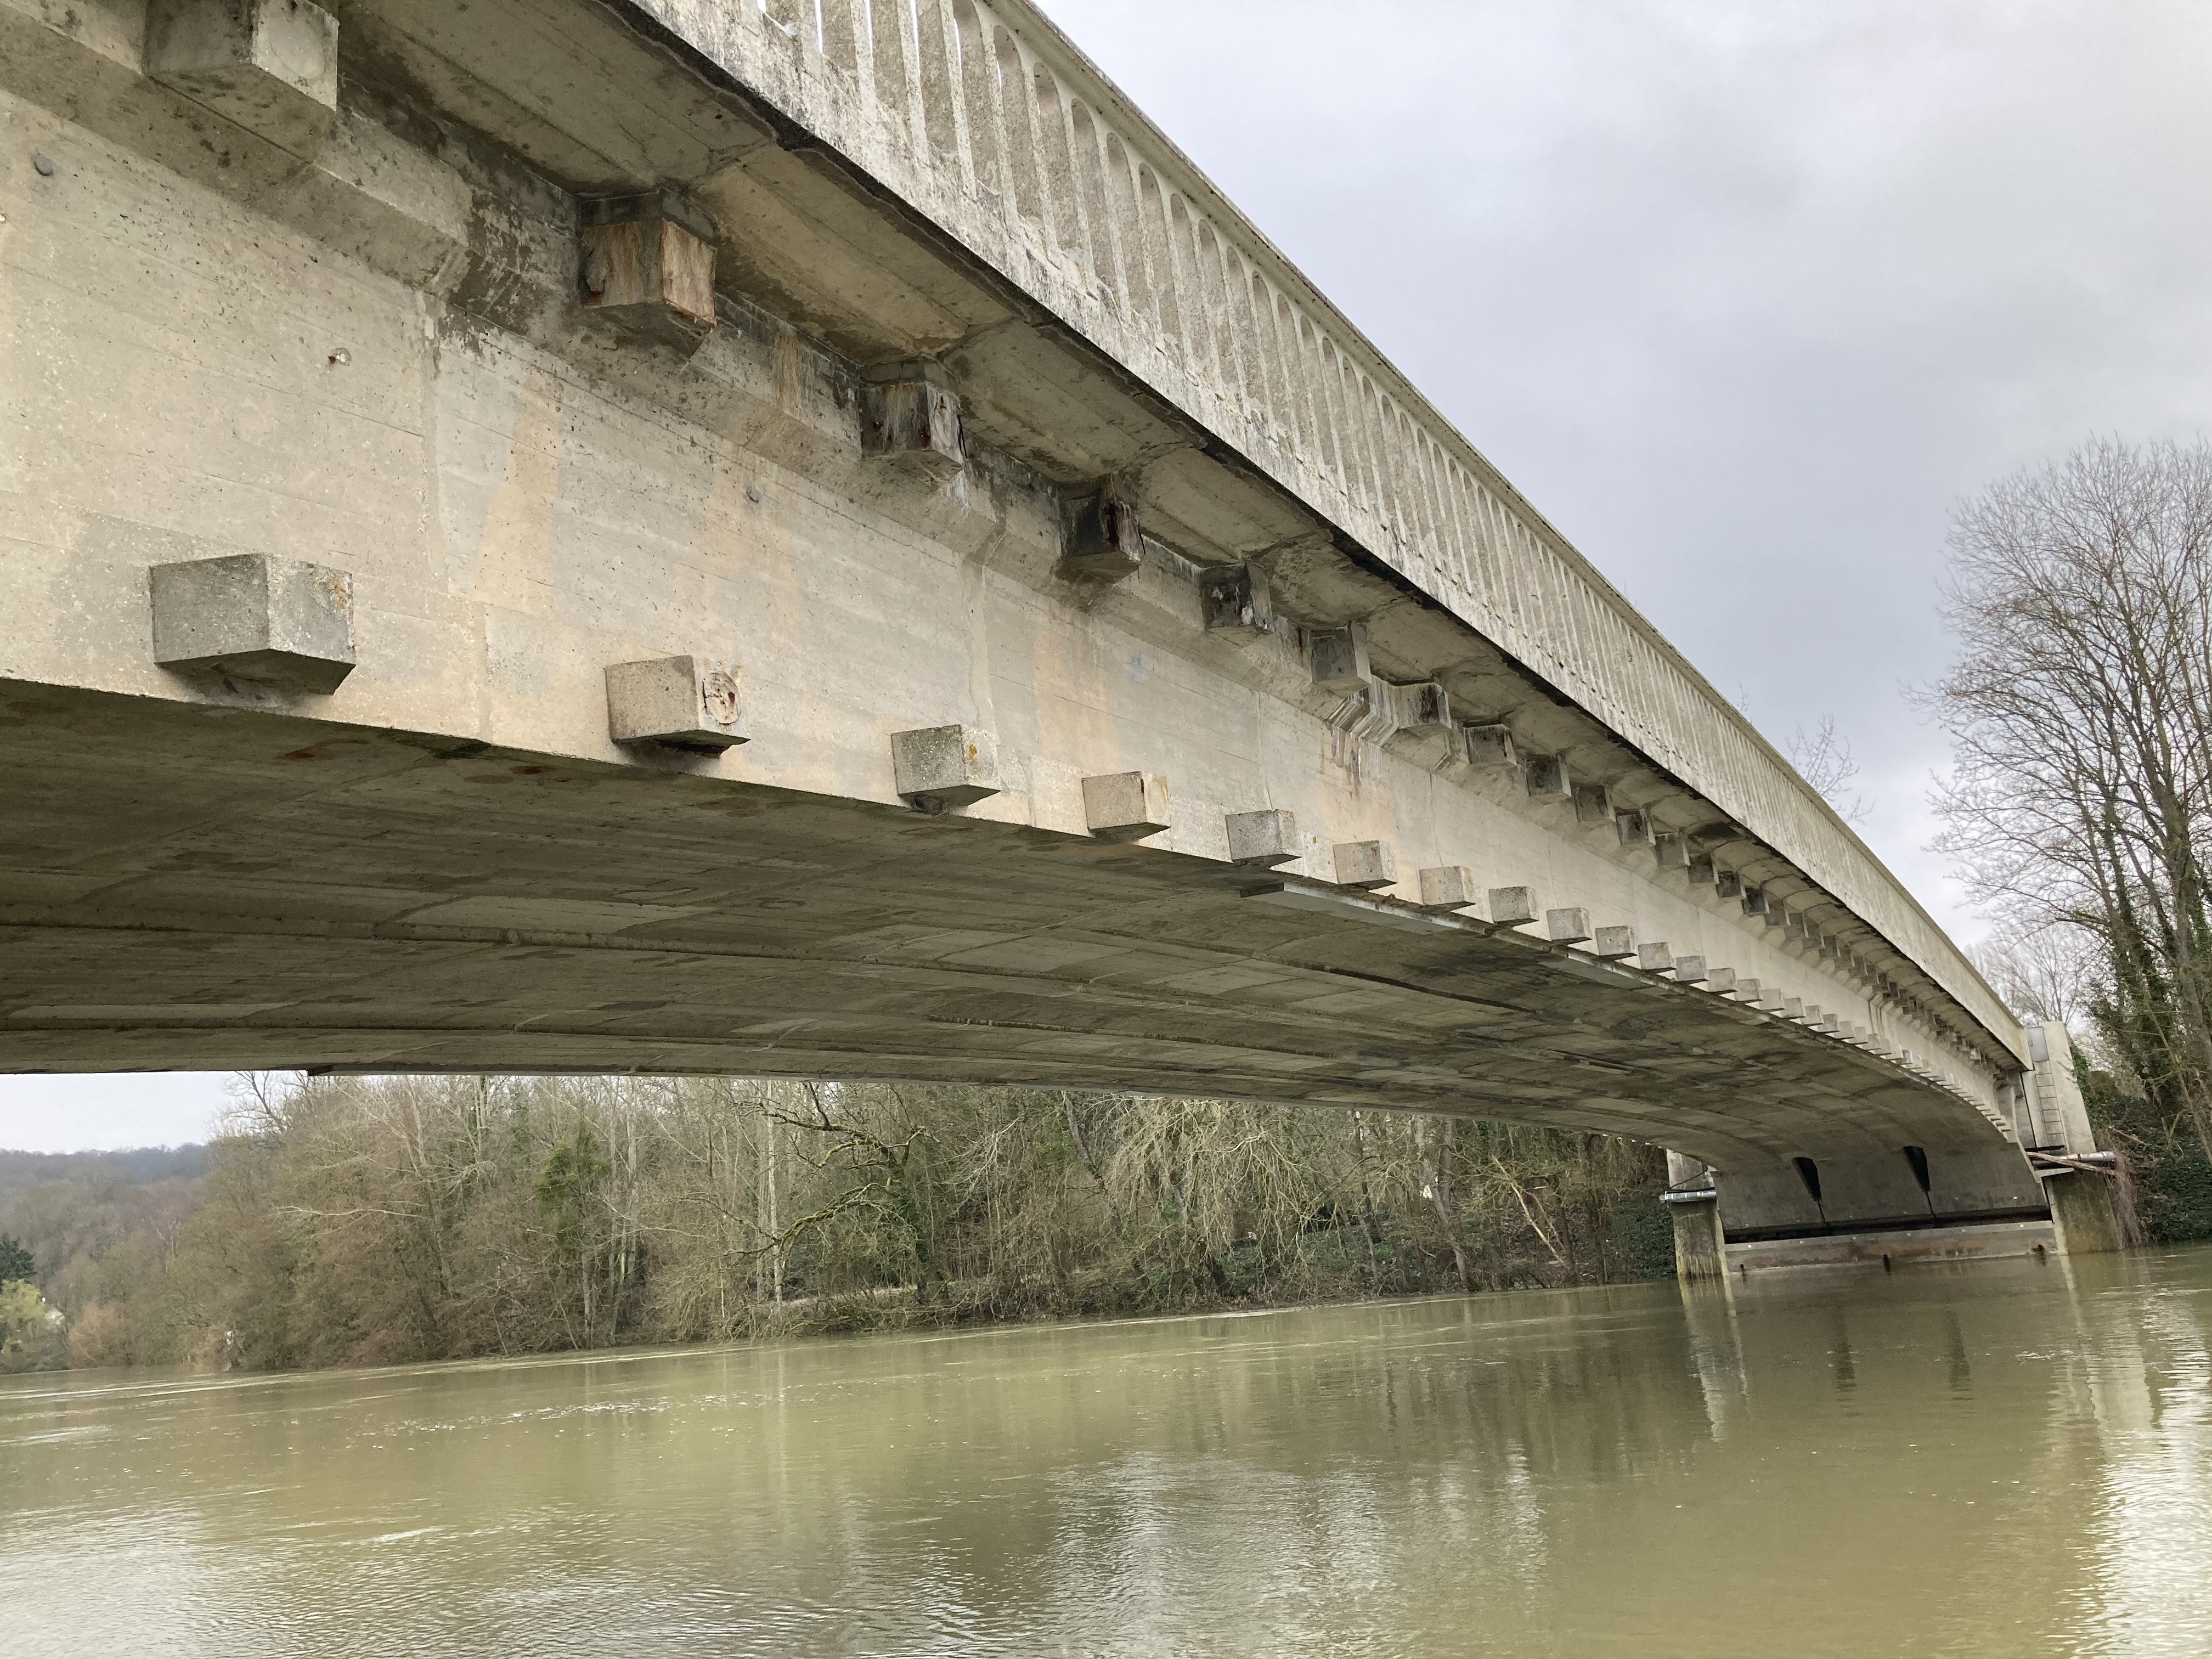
[1616,809,1654,848]
[1083,771,1170,840]
[1332,840,1397,890]
[1714,869,1745,899]
[146,0,339,162]
[149,552,354,692]
[1060,483,1144,583]
[1487,886,1540,928]
[1417,865,1480,912]
[1201,565,1274,638]
[1545,907,1593,945]
[1652,832,1689,870]
[1306,623,1370,695]
[1686,853,1717,885]
[1669,953,1708,984]
[1225,808,1299,867]
[890,725,1002,812]
[1741,885,1769,917]
[861,362,964,478]
[1572,783,1612,825]
[1592,926,1637,960]
[1395,681,1451,731]
[605,657,747,752]
[1733,977,1761,1002]
[582,189,718,352]
[1705,967,1738,995]
[1637,941,1675,973]
[1462,723,1519,771]
[1524,754,1570,799]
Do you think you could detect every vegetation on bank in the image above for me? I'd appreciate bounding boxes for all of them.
[1,1075,1675,1373]
[1938,438,2212,1171]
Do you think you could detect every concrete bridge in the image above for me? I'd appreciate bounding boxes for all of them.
[0,0,2118,1271]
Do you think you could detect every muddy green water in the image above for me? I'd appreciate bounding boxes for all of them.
[7,1250,2212,1658]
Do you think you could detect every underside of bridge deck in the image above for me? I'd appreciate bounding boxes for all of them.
[5,684,2018,1202]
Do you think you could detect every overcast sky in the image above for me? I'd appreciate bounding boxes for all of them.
[1036,0,2212,867]
[8,2,2211,1153]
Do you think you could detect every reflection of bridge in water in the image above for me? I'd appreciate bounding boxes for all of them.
[0,0,2118,1272]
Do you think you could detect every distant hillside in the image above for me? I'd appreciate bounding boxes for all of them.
[0,1146,211,1325]
[0,1145,210,1198]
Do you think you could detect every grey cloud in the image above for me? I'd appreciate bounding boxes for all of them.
[1039,0,2212,935]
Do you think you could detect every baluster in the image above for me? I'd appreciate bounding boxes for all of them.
[990,24,1045,228]
[1136,166,1182,348]
[951,1,1006,212]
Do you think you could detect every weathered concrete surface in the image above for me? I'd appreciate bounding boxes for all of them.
[1724,1221,2057,1274]
[0,687,2036,1181]
[0,0,2103,1239]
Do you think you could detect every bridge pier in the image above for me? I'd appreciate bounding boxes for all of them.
[2044,1168,2125,1255]
[1664,1152,1728,1283]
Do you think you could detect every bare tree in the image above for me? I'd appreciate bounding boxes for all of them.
[1926,435,2212,1159]
[1966,921,2103,1029]
[1786,715,1872,826]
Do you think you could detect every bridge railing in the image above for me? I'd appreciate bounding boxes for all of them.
[633,0,2018,1056]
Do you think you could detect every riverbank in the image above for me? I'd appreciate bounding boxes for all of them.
[4,1074,1678,1375]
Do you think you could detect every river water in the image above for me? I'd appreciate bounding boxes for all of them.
[7,1248,2212,1658]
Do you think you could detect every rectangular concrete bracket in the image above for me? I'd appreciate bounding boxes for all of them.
[1652,831,1689,869]
[1592,926,1637,960]
[1083,771,1170,840]
[582,189,718,351]
[1714,869,1745,899]
[1572,783,1612,825]
[1462,723,1518,771]
[1706,967,1739,994]
[1395,681,1451,730]
[1670,953,1708,983]
[1417,865,1479,912]
[1225,808,1299,867]
[1545,907,1592,944]
[1525,754,1570,798]
[861,361,964,477]
[1200,564,1274,637]
[1616,809,1654,847]
[1488,885,1539,928]
[1637,941,1675,973]
[1331,840,1397,890]
[605,657,747,752]
[146,0,338,161]
[890,725,1002,812]
[1306,622,1371,695]
[149,552,354,693]
[1060,484,1144,583]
